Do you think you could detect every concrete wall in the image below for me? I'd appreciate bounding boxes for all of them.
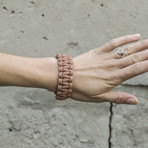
[0,0,148,147]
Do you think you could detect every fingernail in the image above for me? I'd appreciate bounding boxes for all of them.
[132,33,141,39]
[127,98,138,105]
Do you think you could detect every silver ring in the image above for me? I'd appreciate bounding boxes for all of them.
[117,47,125,57]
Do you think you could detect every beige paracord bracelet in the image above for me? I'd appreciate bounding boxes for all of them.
[54,53,73,100]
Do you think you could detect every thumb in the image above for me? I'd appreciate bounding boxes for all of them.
[103,91,138,105]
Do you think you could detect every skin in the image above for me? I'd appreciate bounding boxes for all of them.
[0,54,58,91]
[71,33,144,104]
[0,33,148,105]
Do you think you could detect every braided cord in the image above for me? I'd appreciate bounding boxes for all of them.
[54,53,73,100]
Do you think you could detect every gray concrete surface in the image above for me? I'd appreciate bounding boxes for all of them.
[0,87,109,148]
[0,0,148,147]
[111,86,148,148]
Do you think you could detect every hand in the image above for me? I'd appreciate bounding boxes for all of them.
[71,33,148,105]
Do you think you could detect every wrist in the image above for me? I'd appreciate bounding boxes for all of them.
[54,53,73,100]
[28,57,58,92]
[43,57,58,92]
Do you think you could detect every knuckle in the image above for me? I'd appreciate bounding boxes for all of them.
[107,60,117,68]
[112,70,122,83]
[131,54,141,63]
[114,92,128,104]
[108,72,121,85]
[89,48,101,55]
[124,45,131,56]
[89,49,95,55]
[131,63,139,74]
[114,94,122,104]
[118,60,128,67]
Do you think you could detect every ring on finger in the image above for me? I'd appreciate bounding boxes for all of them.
[117,47,126,57]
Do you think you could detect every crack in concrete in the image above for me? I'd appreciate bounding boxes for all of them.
[108,103,113,148]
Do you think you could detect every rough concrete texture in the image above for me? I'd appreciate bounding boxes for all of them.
[111,86,148,148]
[0,0,148,148]
[0,87,109,148]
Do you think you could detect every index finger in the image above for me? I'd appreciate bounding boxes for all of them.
[100,34,141,53]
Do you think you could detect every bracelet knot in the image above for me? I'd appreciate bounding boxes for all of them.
[54,53,73,100]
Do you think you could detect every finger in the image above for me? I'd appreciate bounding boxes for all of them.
[111,39,148,59]
[100,33,141,53]
[118,60,148,81]
[115,49,148,69]
[103,91,138,105]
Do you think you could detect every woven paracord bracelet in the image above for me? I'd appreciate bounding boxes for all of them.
[54,53,73,100]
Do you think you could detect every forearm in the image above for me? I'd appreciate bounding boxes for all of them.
[0,52,58,92]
